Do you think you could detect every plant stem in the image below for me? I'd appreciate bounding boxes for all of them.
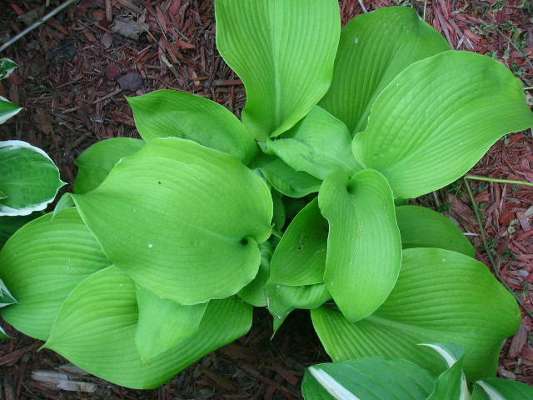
[465,175,533,187]
[0,0,79,53]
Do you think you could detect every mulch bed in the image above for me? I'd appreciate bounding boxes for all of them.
[0,0,532,398]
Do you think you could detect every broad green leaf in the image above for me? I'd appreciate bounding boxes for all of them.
[74,137,144,194]
[0,209,110,340]
[311,248,521,382]
[318,169,401,322]
[472,377,533,400]
[266,106,359,180]
[72,138,272,305]
[215,0,341,138]
[135,286,208,363]
[421,344,468,400]
[238,241,273,307]
[352,51,533,199]
[302,358,435,400]
[320,7,450,133]
[0,278,16,307]
[270,198,327,286]
[0,215,33,248]
[0,97,22,124]
[397,205,474,256]
[267,283,330,332]
[0,58,17,80]
[128,90,256,163]
[0,140,64,216]
[255,155,321,198]
[45,266,252,389]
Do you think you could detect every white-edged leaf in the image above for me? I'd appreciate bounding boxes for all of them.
[472,378,533,400]
[0,58,17,80]
[0,140,64,216]
[302,358,435,400]
[0,97,22,124]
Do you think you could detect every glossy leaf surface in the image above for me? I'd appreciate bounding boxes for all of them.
[318,169,401,321]
[73,138,272,305]
[216,0,341,138]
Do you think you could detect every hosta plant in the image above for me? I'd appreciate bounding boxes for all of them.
[0,0,532,391]
[0,140,63,338]
[302,343,533,400]
[0,58,22,124]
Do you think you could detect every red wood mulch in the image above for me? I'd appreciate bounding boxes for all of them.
[0,0,532,398]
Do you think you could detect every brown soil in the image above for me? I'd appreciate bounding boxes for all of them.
[0,0,532,398]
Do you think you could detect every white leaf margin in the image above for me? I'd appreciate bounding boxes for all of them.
[0,58,17,80]
[309,366,359,400]
[0,96,22,124]
[0,140,65,216]
[419,343,470,400]
[475,381,505,400]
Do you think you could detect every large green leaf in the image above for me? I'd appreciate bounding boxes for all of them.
[72,138,272,305]
[0,215,33,248]
[320,7,450,133]
[270,198,327,286]
[255,155,321,198]
[0,141,64,216]
[215,0,341,138]
[318,169,401,322]
[0,209,110,340]
[471,377,533,400]
[134,286,208,363]
[45,266,252,389]
[311,248,521,382]
[302,358,435,400]
[128,90,256,164]
[266,106,359,180]
[397,205,474,256]
[74,137,144,194]
[0,97,22,124]
[352,51,533,199]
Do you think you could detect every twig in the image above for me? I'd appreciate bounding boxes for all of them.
[357,0,368,13]
[466,175,533,187]
[105,0,113,22]
[464,178,496,268]
[464,178,532,318]
[423,0,428,21]
[0,0,79,53]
